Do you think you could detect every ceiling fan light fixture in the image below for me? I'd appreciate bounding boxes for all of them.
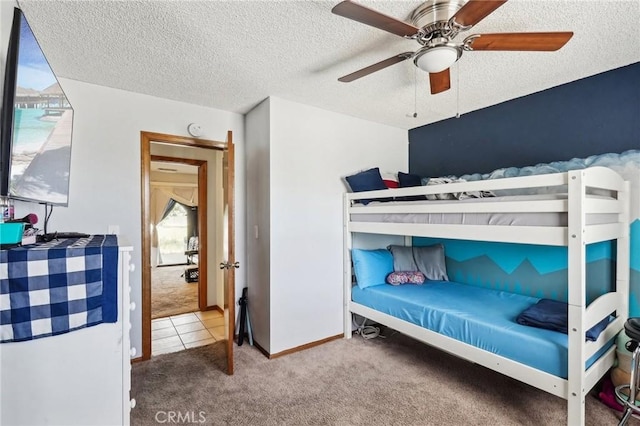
[414,45,460,73]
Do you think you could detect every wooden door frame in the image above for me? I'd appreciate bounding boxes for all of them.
[225,131,235,375]
[140,131,229,362]
[150,155,208,311]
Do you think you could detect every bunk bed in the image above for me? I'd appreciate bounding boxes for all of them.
[343,166,630,426]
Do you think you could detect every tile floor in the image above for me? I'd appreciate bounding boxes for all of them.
[151,310,226,356]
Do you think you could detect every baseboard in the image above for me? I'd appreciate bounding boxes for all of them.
[203,305,224,315]
[249,334,343,359]
[253,340,270,358]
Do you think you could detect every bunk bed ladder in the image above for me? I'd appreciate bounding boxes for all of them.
[618,180,631,328]
[566,169,588,426]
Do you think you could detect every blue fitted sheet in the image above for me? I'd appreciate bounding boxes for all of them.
[352,281,613,378]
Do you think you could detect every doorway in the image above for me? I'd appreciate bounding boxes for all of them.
[150,159,202,322]
[140,131,236,374]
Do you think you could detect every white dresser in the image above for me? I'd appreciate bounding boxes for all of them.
[0,243,135,425]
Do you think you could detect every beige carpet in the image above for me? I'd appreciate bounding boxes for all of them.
[151,265,198,319]
[130,330,632,425]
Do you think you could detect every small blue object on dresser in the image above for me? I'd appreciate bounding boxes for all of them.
[0,222,25,247]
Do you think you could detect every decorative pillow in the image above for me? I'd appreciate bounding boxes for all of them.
[387,245,418,271]
[351,248,394,289]
[383,179,399,189]
[397,171,427,201]
[386,271,426,285]
[413,244,449,281]
[345,168,391,205]
[381,172,399,189]
[398,171,422,187]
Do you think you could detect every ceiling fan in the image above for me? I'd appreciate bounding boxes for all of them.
[332,0,573,94]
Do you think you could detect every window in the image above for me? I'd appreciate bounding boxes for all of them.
[157,202,188,265]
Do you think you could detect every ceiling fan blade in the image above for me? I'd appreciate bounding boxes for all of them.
[332,1,420,38]
[451,0,508,27]
[429,69,451,94]
[466,32,574,51]
[338,53,413,82]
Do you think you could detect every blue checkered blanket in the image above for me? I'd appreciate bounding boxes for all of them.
[0,235,118,343]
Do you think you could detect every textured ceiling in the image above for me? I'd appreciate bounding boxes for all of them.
[17,0,640,130]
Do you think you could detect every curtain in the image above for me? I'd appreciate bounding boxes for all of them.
[150,186,198,266]
[159,198,177,224]
[159,198,198,237]
[156,198,198,265]
[150,187,198,240]
[186,206,198,238]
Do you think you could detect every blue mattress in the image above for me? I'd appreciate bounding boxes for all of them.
[352,281,612,378]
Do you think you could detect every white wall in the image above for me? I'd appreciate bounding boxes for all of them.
[7,75,246,356]
[54,79,245,356]
[246,96,408,354]
[244,98,271,352]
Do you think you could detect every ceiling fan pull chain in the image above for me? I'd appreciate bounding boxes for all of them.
[405,67,418,119]
[456,63,461,119]
[414,67,418,118]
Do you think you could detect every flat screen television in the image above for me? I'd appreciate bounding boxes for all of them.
[1,7,73,206]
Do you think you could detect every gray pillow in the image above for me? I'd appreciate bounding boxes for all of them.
[413,244,449,281]
[387,245,418,272]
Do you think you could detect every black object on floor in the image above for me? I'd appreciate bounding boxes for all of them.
[183,266,198,283]
[237,288,248,346]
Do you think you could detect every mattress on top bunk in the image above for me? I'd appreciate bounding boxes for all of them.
[350,193,615,227]
[351,281,614,378]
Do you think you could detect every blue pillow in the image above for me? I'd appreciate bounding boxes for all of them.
[352,248,393,289]
[345,168,391,205]
[398,171,422,187]
[397,171,426,201]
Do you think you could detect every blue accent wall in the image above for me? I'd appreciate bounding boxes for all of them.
[414,238,616,304]
[416,219,640,315]
[408,64,640,314]
[408,62,640,178]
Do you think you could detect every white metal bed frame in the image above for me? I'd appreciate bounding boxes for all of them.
[343,166,630,425]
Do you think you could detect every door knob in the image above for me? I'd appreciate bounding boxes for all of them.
[220,261,241,270]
